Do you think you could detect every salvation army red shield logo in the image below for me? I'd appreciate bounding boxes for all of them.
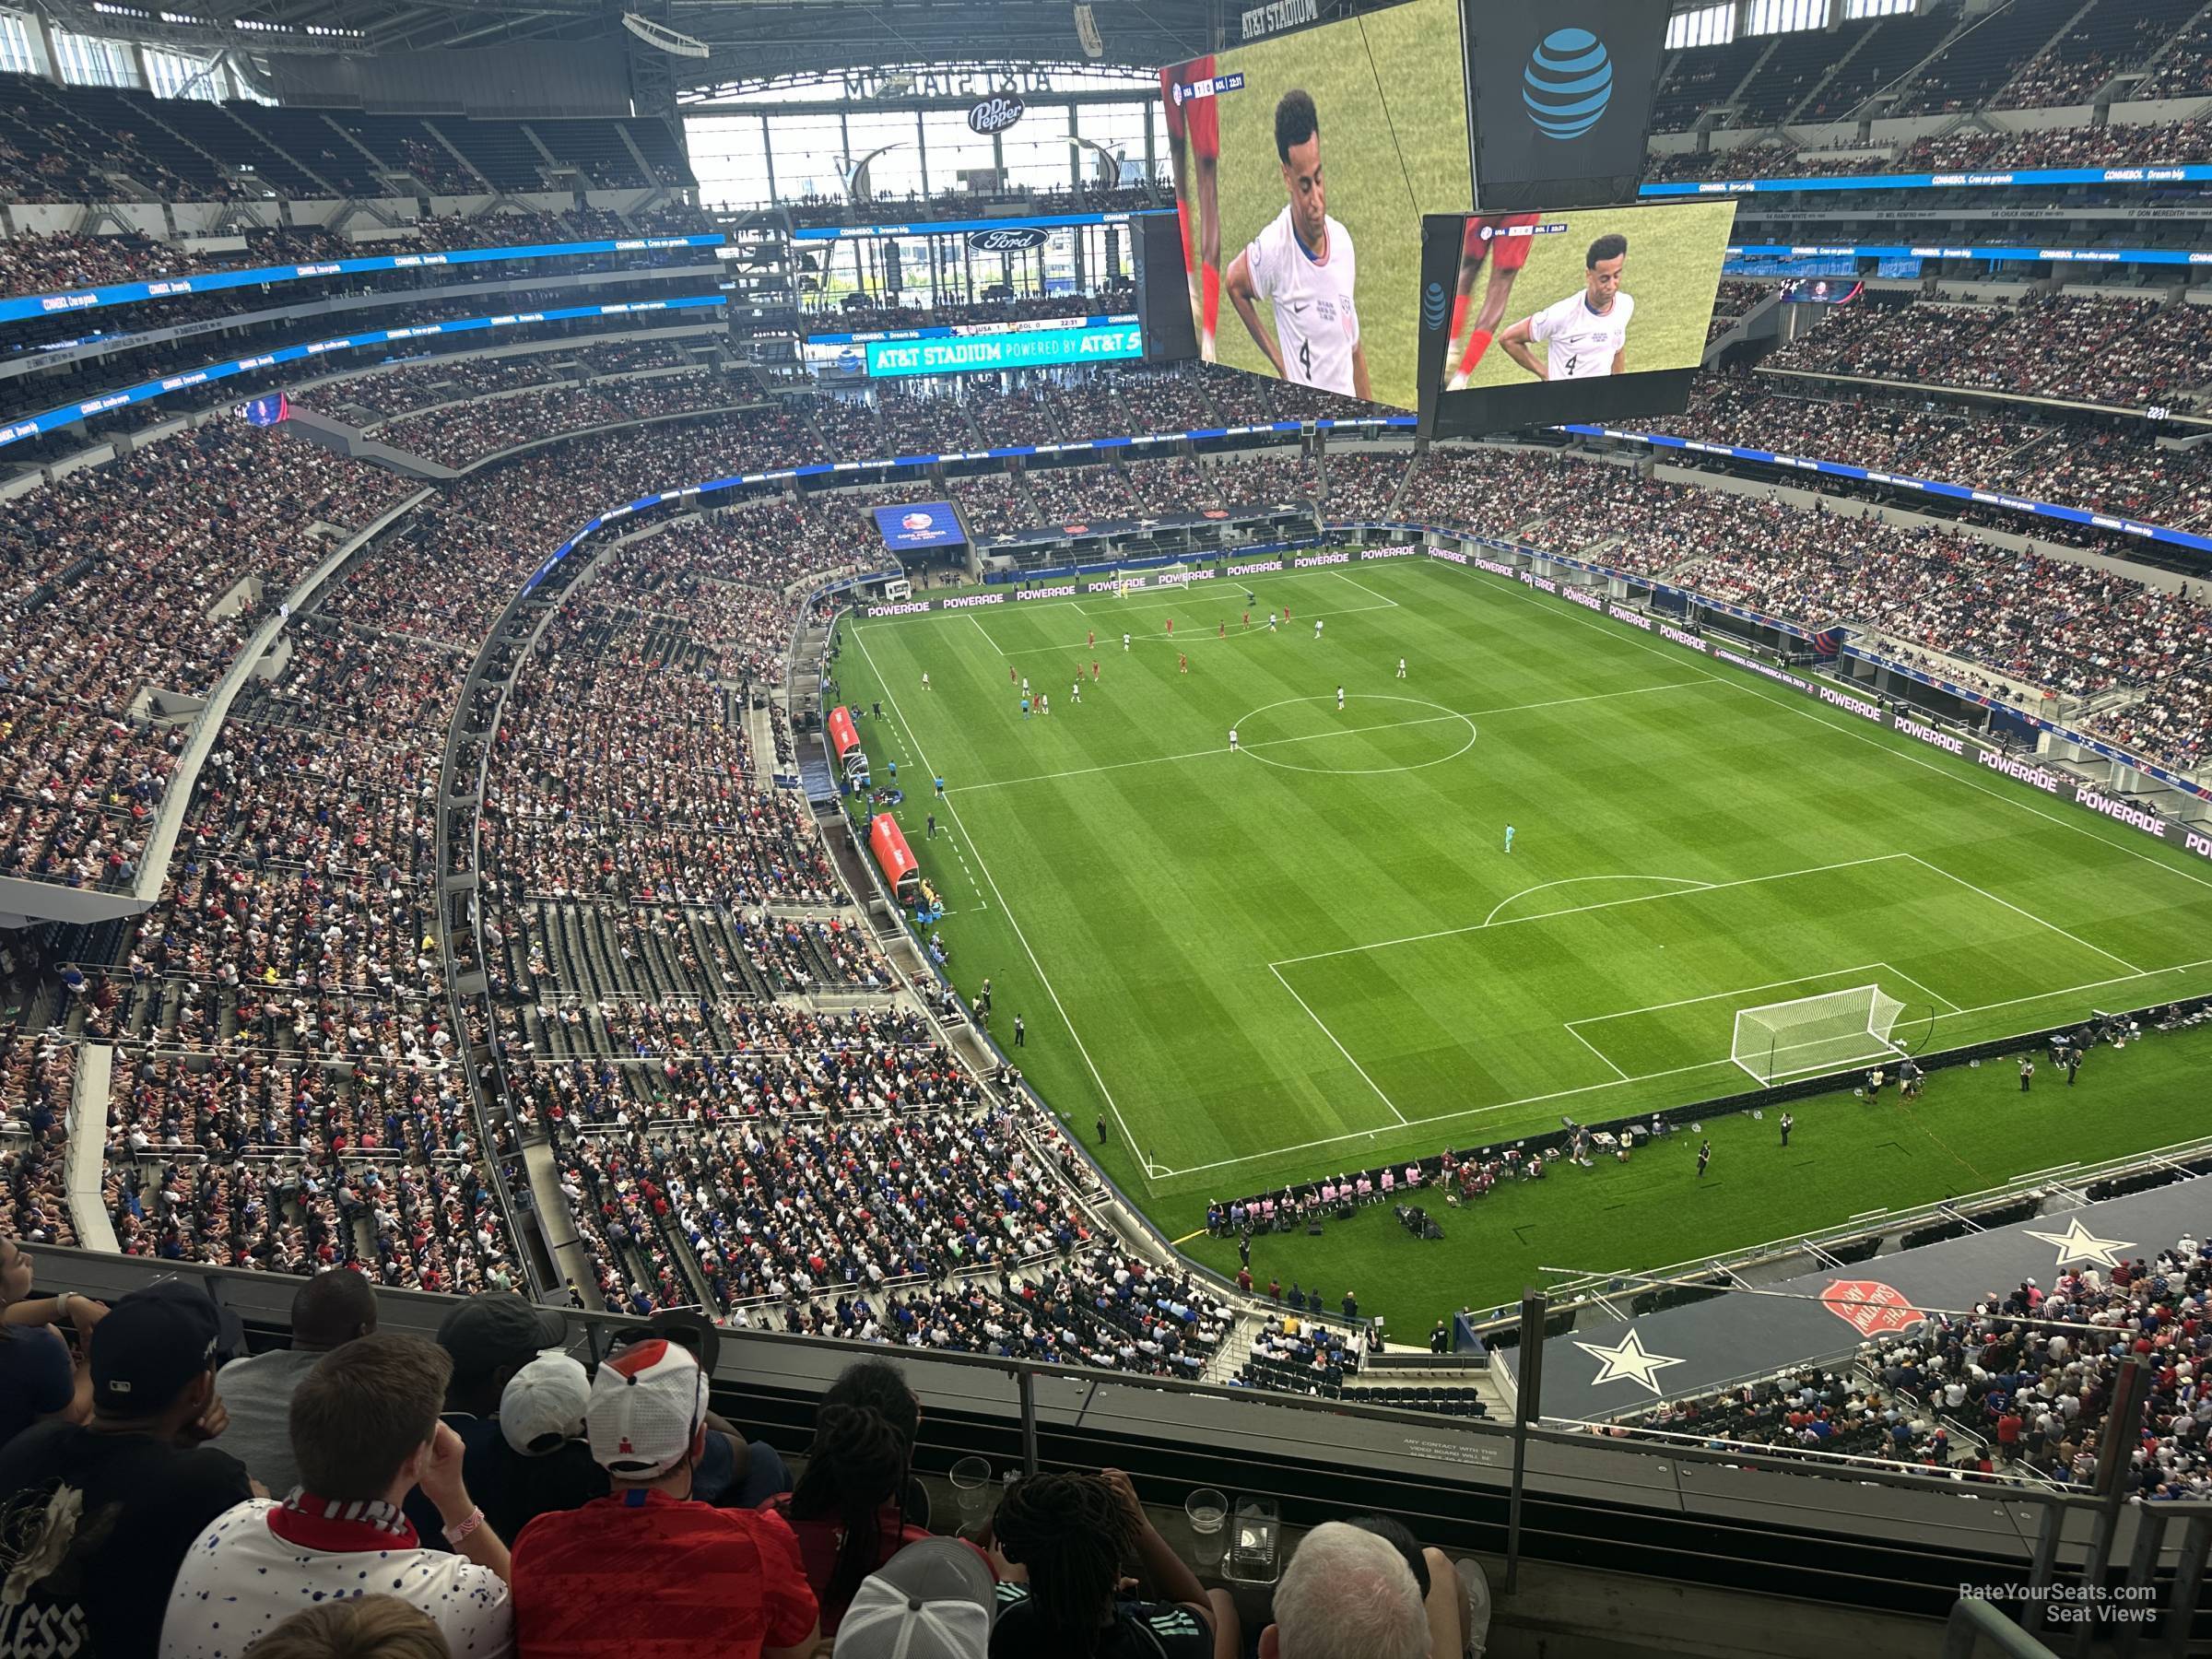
[1820,1279,1923,1337]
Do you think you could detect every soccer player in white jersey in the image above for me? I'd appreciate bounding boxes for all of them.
[1499,233,1632,382]
[1224,89,1370,401]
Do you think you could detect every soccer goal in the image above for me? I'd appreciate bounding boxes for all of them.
[1730,984,1907,1085]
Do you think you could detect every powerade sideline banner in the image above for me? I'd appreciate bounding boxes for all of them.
[1465,2,1671,213]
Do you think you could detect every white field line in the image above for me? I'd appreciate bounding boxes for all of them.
[1878,959,1962,1016]
[1272,853,1915,969]
[949,678,1712,796]
[1266,963,1407,1124]
[1485,874,1712,929]
[997,598,1399,655]
[1900,852,2145,977]
[1563,1022,1631,1081]
[850,624,1156,1176]
[968,615,1006,656]
[1566,962,1895,1027]
[1153,954,2212,1182]
[1335,572,1402,608]
[1454,559,2212,902]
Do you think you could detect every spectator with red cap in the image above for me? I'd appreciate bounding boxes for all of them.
[0,1278,253,1656]
[509,1336,818,1659]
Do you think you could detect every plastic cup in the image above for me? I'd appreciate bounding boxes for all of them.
[1187,1488,1228,1564]
[950,1455,993,1515]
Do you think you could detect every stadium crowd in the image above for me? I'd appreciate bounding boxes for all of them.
[0,1261,1513,1659]
[1765,291,2212,414]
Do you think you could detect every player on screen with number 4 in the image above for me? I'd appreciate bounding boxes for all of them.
[1499,234,1633,382]
[1225,89,1370,401]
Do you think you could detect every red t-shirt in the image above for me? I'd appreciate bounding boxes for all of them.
[512,1488,818,1658]
[769,1497,931,1636]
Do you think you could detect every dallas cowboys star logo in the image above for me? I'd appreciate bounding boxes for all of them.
[2022,1218,2134,1270]
[1573,1327,1686,1395]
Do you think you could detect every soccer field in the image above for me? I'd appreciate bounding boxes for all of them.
[833,556,2212,1288]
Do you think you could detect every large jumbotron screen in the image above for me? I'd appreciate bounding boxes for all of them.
[1159,0,1472,411]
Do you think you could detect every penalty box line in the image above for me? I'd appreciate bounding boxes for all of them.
[1161,953,2212,1182]
[1565,959,1961,1030]
[1271,853,1917,970]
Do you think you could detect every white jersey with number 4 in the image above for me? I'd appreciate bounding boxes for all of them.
[1243,206,1359,397]
[1528,290,1634,380]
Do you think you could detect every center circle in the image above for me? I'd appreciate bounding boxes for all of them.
[1231,694,1478,776]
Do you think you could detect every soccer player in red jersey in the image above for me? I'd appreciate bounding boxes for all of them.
[1449,213,1544,389]
[1166,617,1173,635]
[1160,54,1223,355]
[1008,664,1018,685]
[1178,653,1188,674]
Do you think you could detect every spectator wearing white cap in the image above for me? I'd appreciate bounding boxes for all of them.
[473,1353,608,1543]
[835,1536,995,1659]
[161,1332,512,1659]
[508,1337,818,1659]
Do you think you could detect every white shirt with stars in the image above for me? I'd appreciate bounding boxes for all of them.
[161,1498,512,1658]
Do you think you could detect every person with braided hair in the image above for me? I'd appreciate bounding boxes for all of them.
[767,1402,981,1636]
[986,1467,1235,1659]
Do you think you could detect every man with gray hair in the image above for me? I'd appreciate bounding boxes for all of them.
[1260,1521,1430,1659]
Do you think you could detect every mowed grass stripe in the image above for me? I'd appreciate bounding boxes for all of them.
[837,557,2212,1210]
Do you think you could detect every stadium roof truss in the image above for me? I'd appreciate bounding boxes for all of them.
[38,0,1214,74]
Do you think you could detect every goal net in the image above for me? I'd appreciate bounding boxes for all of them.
[1731,984,1907,1085]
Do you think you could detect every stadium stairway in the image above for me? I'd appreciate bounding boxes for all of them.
[63,1042,118,1253]
[1705,287,1784,365]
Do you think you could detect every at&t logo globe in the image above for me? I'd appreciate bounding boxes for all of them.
[1421,280,1447,332]
[1523,28,1612,140]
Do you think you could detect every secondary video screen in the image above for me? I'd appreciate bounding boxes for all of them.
[1159,0,1472,412]
[1433,202,1735,390]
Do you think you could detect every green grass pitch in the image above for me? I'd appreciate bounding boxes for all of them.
[1446,201,1738,391]
[832,558,2212,1331]
[1198,0,1471,410]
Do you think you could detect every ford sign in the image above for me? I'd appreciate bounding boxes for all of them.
[967,227,1051,253]
[967,93,1026,135]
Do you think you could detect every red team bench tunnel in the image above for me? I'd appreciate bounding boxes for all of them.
[828,704,865,778]
[869,812,921,903]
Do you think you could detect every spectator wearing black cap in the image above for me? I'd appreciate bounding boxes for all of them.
[161,1332,512,1659]
[509,1337,818,1659]
[0,1236,106,1447]
[402,1290,569,1550]
[0,1279,254,1656]
[216,1267,378,1499]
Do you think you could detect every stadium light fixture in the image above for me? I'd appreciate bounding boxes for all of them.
[622,12,709,57]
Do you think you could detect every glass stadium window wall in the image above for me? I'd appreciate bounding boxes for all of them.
[797,219,1134,311]
[686,81,1166,213]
